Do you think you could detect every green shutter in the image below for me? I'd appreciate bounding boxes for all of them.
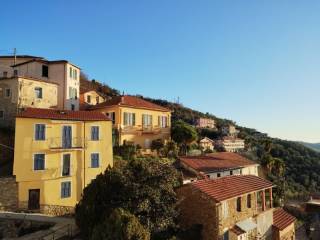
[132,113,136,126]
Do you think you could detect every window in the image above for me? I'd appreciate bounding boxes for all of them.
[69,67,72,78]
[257,191,263,210]
[123,112,135,126]
[96,96,99,104]
[62,154,71,176]
[3,71,7,78]
[69,87,77,99]
[34,154,45,170]
[106,112,115,124]
[158,116,168,128]
[91,126,99,140]
[35,124,46,140]
[42,65,48,77]
[222,201,229,219]
[35,87,43,99]
[217,173,221,178]
[87,95,91,103]
[230,170,233,175]
[13,69,18,76]
[91,153,100,168]
[142,114,152,127]
[247,194,252,208]
[74,69,78,79]
[0,110,3,119]
[61,181,71,198]
[71,104,75,111]
[5,88,11,98]
[236,197,242,212]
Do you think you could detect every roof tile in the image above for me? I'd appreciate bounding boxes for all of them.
[273,208,296,230]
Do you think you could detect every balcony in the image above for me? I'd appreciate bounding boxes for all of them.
[49,137,84,151]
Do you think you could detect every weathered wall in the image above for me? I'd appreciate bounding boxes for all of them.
[0,177,18,211]
[177,185,219,240]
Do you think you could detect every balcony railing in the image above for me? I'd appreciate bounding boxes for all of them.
[119,125,171,135]
[49,137,84,150]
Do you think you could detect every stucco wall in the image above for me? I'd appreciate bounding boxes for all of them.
[13,117,113,213]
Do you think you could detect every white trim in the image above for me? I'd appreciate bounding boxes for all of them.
[33,153,46,171]
[90,152,100,168]
[60,180,72,199]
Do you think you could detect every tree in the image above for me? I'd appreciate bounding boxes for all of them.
[151,139,165,155]
[75,158,182,239]
[91,208,150,240]
[171,120,198,155]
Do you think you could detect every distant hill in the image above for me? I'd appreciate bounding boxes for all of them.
[300,142,320,152]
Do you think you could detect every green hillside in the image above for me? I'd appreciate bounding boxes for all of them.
[300,142,320,152]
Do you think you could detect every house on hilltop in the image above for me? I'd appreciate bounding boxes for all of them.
[177,175,296,240]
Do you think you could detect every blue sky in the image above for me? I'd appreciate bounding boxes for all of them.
[1,0,319,142]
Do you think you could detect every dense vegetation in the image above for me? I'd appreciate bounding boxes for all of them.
[300,142,320,152]
[75,158,182,240]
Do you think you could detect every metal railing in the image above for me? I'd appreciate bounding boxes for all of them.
[48,137,84,150]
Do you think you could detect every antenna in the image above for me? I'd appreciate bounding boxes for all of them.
[13,48,17,65]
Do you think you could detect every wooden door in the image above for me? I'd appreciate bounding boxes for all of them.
[28,189,40,210]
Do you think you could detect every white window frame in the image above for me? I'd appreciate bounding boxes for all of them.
[61,153,72,177]
[34,123,46,141]
[33,153,46,171]
[90,152,100,168]
[35,87,43,99]
[61,181,72,199]
[91,126,100,141]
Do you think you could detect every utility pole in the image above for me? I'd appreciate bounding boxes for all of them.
[13,48,17,65]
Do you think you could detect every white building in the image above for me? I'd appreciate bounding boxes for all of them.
[0,55,80,111]
[216,137,245,152]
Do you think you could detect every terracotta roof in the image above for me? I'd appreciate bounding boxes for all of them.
[273,208,296,230]
[180,152,257,173]
[90,95,171,112]
[17,108,110,121]
[230,226,246,236]
[191,175,273,202]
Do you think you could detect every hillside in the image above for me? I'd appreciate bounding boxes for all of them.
[300,142,320,152]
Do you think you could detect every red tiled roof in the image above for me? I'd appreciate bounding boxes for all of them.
[90,95,171,112]
[191,175,273,202]
[230,226,246,236]
[180,152,257,173]
[16,108,110,121]
[273,208,296,230]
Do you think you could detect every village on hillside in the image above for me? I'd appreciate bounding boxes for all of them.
[0,55,317,240]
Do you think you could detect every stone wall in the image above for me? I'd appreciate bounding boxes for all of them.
[177,185,220,240]
[0,177,18,211]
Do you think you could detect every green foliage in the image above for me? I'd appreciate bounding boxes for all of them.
[151,139,165,154]
[113,142,137,160]
[91,208,150,240]
[75,158,182,239]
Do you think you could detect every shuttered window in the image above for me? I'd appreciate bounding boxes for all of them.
[91,153,100,168]
[34,154,45,170]
[91,126,99,140]
[123,112,135,126]
[61,181,71,198]
[158,116,168,128]
[142,114,152,127]
[35,124,46,140]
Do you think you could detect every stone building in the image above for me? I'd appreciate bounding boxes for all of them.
[79,88,106,109]
[179,152,259,183]
[222,124,239,137]
[177,175,296,240]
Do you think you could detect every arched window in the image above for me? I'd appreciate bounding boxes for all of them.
[247,194,251,208]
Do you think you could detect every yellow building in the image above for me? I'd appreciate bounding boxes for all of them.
[90,95,171,149]
[13,108,113,215]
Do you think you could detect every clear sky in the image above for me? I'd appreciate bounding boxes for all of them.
[1,0,319,142]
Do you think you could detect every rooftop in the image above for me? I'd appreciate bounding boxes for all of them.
[190,175,273,202]
[17,108,110,121]
[0,76,59,85]
[180,152,257,173]
[273,208,296,230]
[90,95,171,112]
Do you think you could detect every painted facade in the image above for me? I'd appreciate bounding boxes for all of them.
[0,77,58,128]
[196,118,215,128]
[216,137,245,152]
[13,108,113,215]
[91,96,171,149]
[80,90,105,107]
[199,137,215,151]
